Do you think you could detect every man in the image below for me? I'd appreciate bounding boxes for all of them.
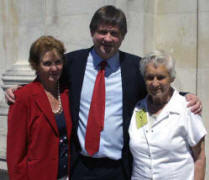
[5,5,202,180]
[62,5,201,180]
[63,5,147,180]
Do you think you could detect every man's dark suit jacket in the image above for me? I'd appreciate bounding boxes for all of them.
[63,48,147,179]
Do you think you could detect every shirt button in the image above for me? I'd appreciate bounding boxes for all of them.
[151,130,154,133]
[65,153,68,157]
[60,139,63,143]
[146,130,148,133]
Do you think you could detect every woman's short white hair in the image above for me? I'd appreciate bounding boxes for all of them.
[140,50,176,80]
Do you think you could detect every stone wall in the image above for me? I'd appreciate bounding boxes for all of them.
[0,0,209,178]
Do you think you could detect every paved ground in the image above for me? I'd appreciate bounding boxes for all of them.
[0,170,9,180]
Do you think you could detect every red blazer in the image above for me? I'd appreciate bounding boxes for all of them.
[7,80,72,180]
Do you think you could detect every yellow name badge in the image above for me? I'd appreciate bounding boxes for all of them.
[135,109,147,129]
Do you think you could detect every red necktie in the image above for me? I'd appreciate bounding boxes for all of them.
[85,61,107,156]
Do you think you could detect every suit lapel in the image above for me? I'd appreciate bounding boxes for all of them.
[69,48,91,128]
[120,51,129,117]
[119,51,132,145]
[61,89,72,140]
[32,81,59,136]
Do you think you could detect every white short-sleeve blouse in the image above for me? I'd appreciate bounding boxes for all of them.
[129,90,207,180]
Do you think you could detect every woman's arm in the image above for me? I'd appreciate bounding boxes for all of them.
[192,137,206,180]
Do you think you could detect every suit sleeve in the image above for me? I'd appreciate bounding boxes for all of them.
[7,94,29,180]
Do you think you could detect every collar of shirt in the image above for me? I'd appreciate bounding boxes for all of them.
[158,89,182,117]
[91,48,120,74]
[135,89,183,128]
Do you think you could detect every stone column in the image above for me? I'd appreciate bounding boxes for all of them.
[0,0,41,172]
[0,62,35,171]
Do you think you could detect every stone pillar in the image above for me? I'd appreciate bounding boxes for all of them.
[0,0,38,172]
[0,62,35,171]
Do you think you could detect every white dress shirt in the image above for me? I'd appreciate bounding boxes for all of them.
[78,49,123,159]
[129,89,207,180]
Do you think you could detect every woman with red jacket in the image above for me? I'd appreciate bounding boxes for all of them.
[7,36,72,180]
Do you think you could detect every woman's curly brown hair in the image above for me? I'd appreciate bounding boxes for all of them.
[29,35,66,71]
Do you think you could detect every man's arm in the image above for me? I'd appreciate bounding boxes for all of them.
[5,86,203,115]
[192,138,206,180]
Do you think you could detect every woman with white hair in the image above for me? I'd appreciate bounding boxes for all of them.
[129,50,206,180]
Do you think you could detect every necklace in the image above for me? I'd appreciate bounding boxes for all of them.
[52,81,63,114]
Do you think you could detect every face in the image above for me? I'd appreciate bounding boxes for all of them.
[37,50,63,86]
[91,24,124,60]
[145,63,173,104]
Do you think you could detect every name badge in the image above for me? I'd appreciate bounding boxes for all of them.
[135,109,147,129]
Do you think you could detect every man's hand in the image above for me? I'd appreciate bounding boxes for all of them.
[5,86,19,104]
[185,93,202,115]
